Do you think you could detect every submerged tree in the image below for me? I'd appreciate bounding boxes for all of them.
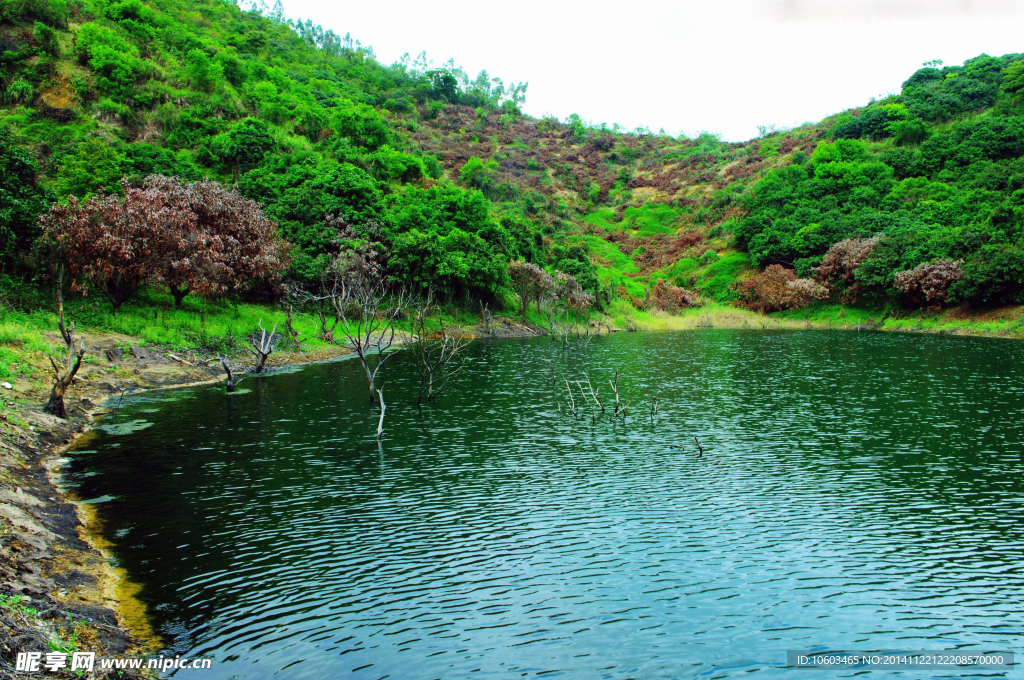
[411,300,470,404]
[322,219,406,400]
[247,319,280,373]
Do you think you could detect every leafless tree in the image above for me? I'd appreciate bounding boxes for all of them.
[329,277,407,401]
[316,306,339,343]
[548,315,594,352]
[247,319,280,373]
[318,220,406,401]
[412,301,470,405]
[609,370,632,417]
[283,304,302,350]
[564,378,577,418]
[44,268,85,418]
[219,354,245,392]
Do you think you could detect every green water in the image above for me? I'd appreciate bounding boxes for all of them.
[66,330,1024,678]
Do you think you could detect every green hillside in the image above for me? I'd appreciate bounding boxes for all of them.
[3,0,1024,317]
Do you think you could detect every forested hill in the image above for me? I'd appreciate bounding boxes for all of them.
[3,0,1024,314]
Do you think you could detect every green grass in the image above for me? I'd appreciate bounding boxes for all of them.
[0,594,38,617]
[582,204,686,238]
[0,287,337,353]
[774,303,1024,337]
[579,235,640,276]
[622,203,686,237]
[693,251,750,301]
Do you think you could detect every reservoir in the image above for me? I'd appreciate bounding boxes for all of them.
[66,330,1024,678]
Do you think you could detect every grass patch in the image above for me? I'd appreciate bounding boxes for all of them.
[694,251,751,302]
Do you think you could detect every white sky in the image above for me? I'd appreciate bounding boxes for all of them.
[280,0,1024,142]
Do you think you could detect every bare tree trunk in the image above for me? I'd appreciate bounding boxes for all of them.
[284,305,301,350]
[44,268,85,419]
[219,355,244,393]
[247,319,279,373]
[376,385,386,439]
[170,285,190,308]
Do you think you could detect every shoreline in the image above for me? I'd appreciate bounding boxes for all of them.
[0,340,364,675]
[0,316,546,670]
[1,310,1020,675]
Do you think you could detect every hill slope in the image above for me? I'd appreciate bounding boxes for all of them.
[3,0,1024,316]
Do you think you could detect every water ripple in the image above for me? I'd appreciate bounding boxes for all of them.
[66,330,1024,679]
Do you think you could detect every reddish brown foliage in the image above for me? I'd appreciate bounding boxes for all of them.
[40,175,288,311]
[554,271,594,312]
[508,260,555,315]
[651,279,699,312]
[611,231,704,273]
[732,265,829,312]
[814,237,879,286]
[893,258,964,306]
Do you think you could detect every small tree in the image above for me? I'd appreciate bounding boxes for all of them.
[509,260,555,317]
[412,299,470,404]
[554,271,595,313]
[40,183,170,312]
[733,265,829,312]
[894,258,963,306]
[322,221,405,401]
[650,279,698,313]
[247,320,280,373]
[44,269,85,418]
[814,237,879,287]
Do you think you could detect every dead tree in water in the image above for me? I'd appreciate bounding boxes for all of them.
[247,320,280,373]
[412,302,470,405]
[44,269,85,418]
[609,371,621,415]
[219,355,245,392]
[330,278,407,401]
[548,315,593,352]
[376,384,387,439]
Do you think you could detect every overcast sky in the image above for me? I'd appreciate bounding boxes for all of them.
[279,0,1024,142]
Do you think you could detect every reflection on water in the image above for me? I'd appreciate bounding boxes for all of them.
[67,330,1024,678]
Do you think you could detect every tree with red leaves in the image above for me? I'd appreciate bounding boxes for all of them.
[894,258,963,307]
[732,264,829,313]
[143,175,289,306]
[40,176,289,311]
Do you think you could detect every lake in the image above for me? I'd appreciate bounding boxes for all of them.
[65,329,1024,678]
